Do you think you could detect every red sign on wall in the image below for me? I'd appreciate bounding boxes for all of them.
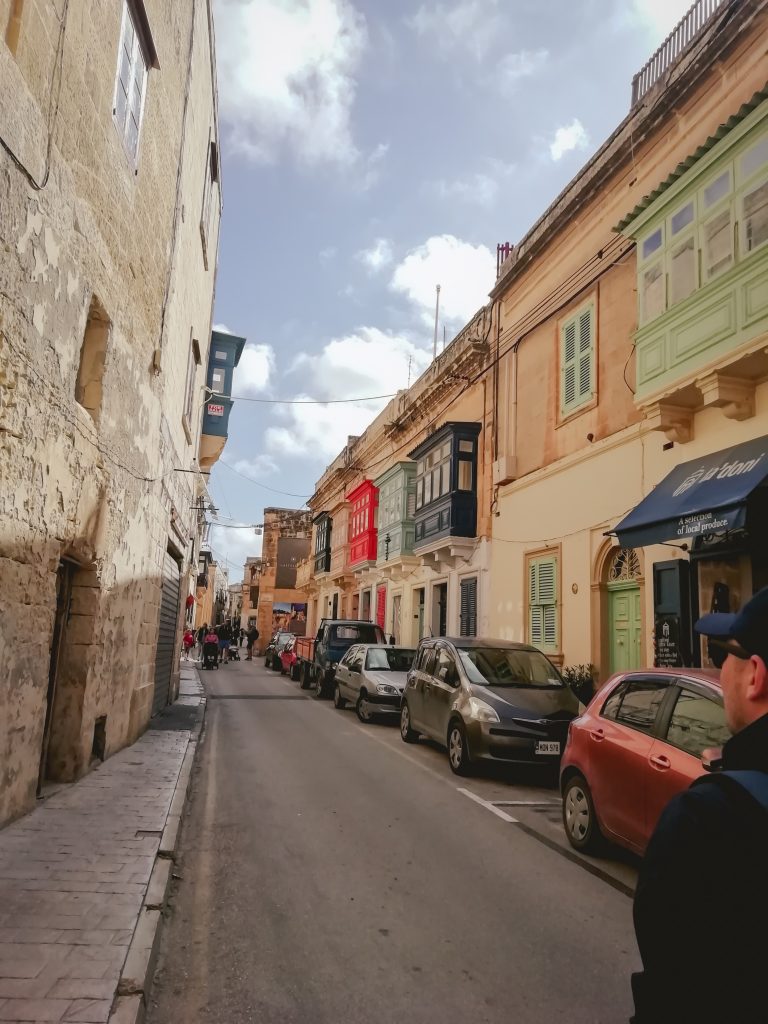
[376,585,386,629]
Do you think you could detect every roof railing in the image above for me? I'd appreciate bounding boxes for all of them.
[631,0,731,107]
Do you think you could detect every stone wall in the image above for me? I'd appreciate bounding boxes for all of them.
[0,0,221,825]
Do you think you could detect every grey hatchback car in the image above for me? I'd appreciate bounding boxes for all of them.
[400,638,579,775]
[334,645,417,722]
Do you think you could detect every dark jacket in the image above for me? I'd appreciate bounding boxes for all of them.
[247,627,259,646]
[631,711,768,1024]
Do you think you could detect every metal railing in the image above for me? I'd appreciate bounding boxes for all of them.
[631,0,730,107]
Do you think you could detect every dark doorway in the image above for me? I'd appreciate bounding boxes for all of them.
[432,582,448,637]
[39,561,75,794]
[154,548,182,716]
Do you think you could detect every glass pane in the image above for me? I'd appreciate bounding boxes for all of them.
[458,440,474,453]
[642,227,663,260]
[423,473,432,505]
[458,459,473,491]
[666,689,729,758]
[741,135,768,180]
[417,460,424,475]
[119,48,131,89]
[703,209,732,279]
[601,683,627,721]
[127,115,139,158]
[670,202,694,235]
[642,261,665,322]
[669,236,696,305]
[744,180,768,252]
[615,680,668,732]
[441,462,450,495]
[115,84,128,129]
[431,468,440,498]
[703,170,731,208]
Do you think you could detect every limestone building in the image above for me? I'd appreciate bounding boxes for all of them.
[0,0,223,825]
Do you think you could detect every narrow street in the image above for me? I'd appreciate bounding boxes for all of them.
[148,658,640,1024]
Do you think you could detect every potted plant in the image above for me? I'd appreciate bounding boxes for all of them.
[562,663,596,706]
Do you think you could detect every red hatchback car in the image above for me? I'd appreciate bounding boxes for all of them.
[560,668,728,856]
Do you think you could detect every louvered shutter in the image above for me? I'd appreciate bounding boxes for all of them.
[562,320,577,410]
[459,577,478,637]
[578,308,592,402]
[561,305,594,413]
[376,585,386,629]
[528,557,558,650]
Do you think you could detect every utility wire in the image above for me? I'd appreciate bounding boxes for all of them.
[228,391,399,405]
[218,459,311,499]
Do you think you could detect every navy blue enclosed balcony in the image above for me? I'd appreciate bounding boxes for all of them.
[313,512,332,575]
[199,329,245,471]
[408,422,481,549]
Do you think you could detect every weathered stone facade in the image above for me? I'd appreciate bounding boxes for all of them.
[0,0,222,825]
[255,508,312,652]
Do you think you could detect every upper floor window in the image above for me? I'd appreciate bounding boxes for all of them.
[637,125,768,326]
[210,367,225,394]
[415,441,451,510]
[113,1,157,166]
[560,304,595,416]
[527,553,558,652]
[201,136,220,269]
[5,0,23,56]
[183,337,201,433]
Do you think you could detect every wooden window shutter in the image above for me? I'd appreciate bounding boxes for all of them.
[460,577,478,637]
[528,556,558,650]
[561,305,595,413]
[578,307,593,402]
[562,319,577,411]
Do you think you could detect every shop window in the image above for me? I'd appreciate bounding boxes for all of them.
[528,554,558,651]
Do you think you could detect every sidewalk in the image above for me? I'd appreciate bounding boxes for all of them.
[0,666,205,1024]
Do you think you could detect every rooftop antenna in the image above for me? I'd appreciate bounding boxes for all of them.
[432,284,441,360]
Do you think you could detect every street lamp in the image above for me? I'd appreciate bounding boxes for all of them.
[384,533,391,561]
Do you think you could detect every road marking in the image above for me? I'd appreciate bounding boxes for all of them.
[457,788,518,823]
[492,800,561,808]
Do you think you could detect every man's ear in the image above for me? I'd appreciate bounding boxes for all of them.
[748,656,768,701]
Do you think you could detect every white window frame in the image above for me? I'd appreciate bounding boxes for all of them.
[182,337,201,438]
[200,136,220,269]
[113,2,149,166]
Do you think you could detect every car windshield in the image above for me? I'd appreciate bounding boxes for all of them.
[457,647,564,688]
[331,624,382,643]
[366,648,416,672]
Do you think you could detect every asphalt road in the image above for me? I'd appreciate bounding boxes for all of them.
[147,654,640,1024]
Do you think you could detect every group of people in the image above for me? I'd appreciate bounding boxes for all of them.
[182,622,260,663]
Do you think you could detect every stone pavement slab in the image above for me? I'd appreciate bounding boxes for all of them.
[0,669,204,1023]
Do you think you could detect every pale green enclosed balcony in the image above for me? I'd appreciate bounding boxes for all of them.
[373,462,417,580]
[618,89,768,443]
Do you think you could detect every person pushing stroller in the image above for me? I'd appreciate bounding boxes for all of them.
[202,628,219,670]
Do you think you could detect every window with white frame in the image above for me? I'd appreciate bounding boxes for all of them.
[200,136,220,268]
[183,338,201,430]
[113,2,150,164]
[560,303,595,415]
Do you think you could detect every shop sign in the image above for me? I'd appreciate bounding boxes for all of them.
[654,613,683,668]
[208,403,224,417]
[675,508,742,538]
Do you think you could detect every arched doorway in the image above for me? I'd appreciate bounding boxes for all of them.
[606,548,642,674]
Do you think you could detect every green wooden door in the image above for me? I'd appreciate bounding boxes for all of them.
[608,582,642,674]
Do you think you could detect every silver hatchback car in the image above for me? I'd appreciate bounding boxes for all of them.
[333,644,417,722]
[400,637,579,775]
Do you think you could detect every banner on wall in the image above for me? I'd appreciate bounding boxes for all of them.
[272,602,307,636]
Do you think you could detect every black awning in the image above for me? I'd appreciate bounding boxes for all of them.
[612,434,768,548]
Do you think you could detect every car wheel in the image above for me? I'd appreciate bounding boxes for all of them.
[356,692,374,724]
[300,665,311,690]
[291,663,300,682]
[400,702,419,743]
[333,684,346,709]
[314,674,325,700]
[562,774,603,854]
[447,720,472,776]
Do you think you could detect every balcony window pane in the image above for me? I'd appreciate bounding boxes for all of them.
[744,180,768,253]
[641,260,665,323]
[703,209,733,279]
[458,459,473,491]
[703,170,731,209]
[423,473,432,505]
[669,236,696,306]
[441,462,450,495]
[741,135,768,181]
[458,440,474,453]
[670,202,694,235]
[211,368,225,393]
[641,228,662,260]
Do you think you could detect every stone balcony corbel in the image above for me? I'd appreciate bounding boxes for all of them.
[640,400,694,445]
[695,371,755,422]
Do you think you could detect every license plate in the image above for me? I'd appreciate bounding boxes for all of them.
[535,741,560,755]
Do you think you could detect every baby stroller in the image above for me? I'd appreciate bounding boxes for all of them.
[202,639,219,670]
[228,643,241,662]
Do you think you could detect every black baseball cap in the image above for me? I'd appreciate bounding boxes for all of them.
[695,586,768,664]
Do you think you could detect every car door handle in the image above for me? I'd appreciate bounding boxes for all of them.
[590,729,605,742]
[649,754,671,770]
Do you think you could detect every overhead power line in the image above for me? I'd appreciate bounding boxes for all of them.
[229,391,399,405]
[218,459,311,499]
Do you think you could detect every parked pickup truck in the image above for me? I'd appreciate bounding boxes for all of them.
[294,619,387,699]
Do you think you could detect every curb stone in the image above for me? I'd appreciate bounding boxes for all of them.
[108,672,206,1024]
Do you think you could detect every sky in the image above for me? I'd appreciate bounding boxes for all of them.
[207,0,696,579]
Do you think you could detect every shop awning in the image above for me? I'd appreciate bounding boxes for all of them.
[611,434,768,549]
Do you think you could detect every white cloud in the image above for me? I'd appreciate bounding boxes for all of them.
[232,454,280,478]
[357,238,394,272]
[629,0,696,40]
[431,173,499,207]
[408,0,503,61]
[390,234,495,327]
[496,49,549,89]
[213,0,367,166]
[548,118,589,161]
[358,142,390,192]
[265,328,430,460]
[209,524,262,579]
[232,344,275,397]
[213,323,233,333]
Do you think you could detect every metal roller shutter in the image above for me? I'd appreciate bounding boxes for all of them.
[153,549,181,716]
[459,577,478,637]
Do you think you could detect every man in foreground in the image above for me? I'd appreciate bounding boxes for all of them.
[631,587,768,1023]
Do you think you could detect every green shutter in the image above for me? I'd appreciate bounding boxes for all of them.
[561,305,594,413]
[528,556,558,650]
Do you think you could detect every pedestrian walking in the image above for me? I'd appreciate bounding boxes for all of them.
[196,623,207,660]
[182,628,195,661]
[630,586,768,1024]
[217,621,231,664]
[240,628,246,648]
[246,624,259,660]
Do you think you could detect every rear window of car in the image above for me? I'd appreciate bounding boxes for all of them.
[601,678,669,733]
[366,648,416,672]
[331,624,382,643]
[664,687,729,757]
